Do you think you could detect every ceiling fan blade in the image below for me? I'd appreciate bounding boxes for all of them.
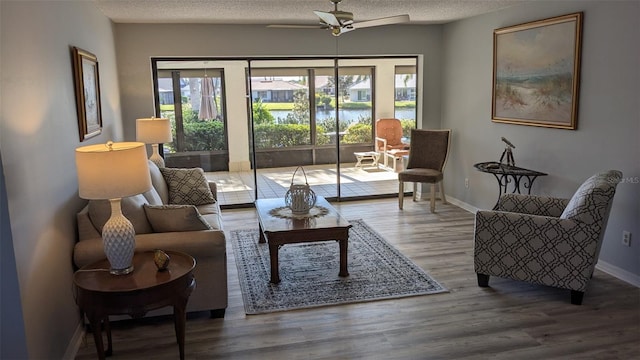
[267,24,325,29]
[338,26,355,35]
[314,10,341,27]
[351,14,410,29]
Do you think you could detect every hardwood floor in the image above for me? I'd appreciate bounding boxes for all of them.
[75,198,640,359]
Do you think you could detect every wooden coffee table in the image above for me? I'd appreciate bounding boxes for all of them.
[255,196,352,284]
[73,251,196,360]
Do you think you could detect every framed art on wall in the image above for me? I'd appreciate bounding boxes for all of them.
[492,12,583,130]
[72,46,103,141]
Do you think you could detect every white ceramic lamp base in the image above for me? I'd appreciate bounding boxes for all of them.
[149,144,165,168]
[102,199,136,275]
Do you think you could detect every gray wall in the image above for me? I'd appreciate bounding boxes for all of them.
[0,153,28,360]
[442,1,640,277]
[0,1,122,358]
[113,23,442,140]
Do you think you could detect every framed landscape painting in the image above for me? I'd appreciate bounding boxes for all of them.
[492,12,583,129]
[72,46,103,141]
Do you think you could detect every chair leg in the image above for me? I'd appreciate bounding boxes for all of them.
[477,273,490,287]
[440,181,447,204]
[430,183,436,213]
[398,181,404,209]
[412,182,418,202]
[570,290,584,305]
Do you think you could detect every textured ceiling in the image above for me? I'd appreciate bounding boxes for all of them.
[93,0,526,25]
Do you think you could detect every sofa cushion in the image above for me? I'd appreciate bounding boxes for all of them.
[197,203,223,230]
[142,188,163,206]
[160,167,216,205]
[88,194,153,234]
[144,204,212,232]
[148,160,169,204]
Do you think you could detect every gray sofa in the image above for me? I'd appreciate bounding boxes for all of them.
[74,160,228,318]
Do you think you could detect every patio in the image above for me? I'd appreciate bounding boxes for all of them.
[205,162,401,206]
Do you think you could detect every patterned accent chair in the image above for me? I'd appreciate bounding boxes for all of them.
[474,170,622,305]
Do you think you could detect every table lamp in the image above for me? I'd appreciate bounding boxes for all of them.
[75,141,152,275]
[136,117,172,168]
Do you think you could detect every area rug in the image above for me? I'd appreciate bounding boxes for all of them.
[231,219,447,314]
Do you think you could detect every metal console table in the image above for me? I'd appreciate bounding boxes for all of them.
[474,161,547,209]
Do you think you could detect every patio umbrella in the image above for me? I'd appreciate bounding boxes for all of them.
[199,77,218,120]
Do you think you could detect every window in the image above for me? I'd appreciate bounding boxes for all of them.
[250,69,311,148]
[155,65,228,170]
[395,65,417,140]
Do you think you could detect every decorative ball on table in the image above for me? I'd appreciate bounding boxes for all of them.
[153,249,171,271]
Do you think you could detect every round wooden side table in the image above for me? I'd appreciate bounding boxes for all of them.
[73,251,196,360]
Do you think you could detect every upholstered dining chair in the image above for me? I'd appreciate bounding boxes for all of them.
[375,118,410,171]
[398,129,451,212]
[474,170,622,305]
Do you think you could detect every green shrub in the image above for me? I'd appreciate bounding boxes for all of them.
[316,117,350,133]
[315,94,334,110]
[252,99,275,124]
[184,120,226,151]
[315,126,330,146]
[343,123,372,144]
[400,119,415,139]
[339,101,371,109]
[254,123,311,149]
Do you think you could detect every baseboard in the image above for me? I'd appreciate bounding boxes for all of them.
[596,260,640,288]
[63,322,85,360]
[445,196,479,214]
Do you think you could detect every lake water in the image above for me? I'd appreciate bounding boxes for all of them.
[270,108,416,123]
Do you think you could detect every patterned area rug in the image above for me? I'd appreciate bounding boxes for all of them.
[231,219,447,314]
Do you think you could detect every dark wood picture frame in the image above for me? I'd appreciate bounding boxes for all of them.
[72,46,103,141]
[491,12,583,130]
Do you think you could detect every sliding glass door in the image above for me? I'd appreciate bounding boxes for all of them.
[248,61,339,200]
[152,56,419,207]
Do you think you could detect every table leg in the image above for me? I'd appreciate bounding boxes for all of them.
[104,317,112,357]
[86,313,107,360]
[338,235,349,278]
[269,243,280,284]
[173,277,194,360]
[355,155,363,168]
[173,304,187,360]
[258,223,265,243]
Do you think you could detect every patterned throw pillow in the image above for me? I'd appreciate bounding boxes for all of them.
[144,204,212,232]
[159,167,215,205]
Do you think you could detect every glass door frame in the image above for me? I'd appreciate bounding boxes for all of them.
[151,55,420,207]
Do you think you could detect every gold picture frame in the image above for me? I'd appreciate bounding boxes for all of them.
[492,12,583,129]
[72,46,103,141]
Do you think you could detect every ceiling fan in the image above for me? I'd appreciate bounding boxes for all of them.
[268,0,410,37]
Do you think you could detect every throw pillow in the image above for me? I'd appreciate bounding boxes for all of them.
[159,167,215,206]
[144,204,212,232]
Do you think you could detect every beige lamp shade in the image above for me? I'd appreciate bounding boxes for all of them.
[136,117,172,144]
[75,142,152,199]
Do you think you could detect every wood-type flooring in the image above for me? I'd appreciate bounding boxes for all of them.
[75,198,640,359]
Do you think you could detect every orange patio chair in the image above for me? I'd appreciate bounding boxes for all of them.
[375,118,410,171]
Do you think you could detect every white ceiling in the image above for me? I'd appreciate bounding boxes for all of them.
[93,0,526,25]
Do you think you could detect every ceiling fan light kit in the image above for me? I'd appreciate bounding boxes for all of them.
[269,0,409,36]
